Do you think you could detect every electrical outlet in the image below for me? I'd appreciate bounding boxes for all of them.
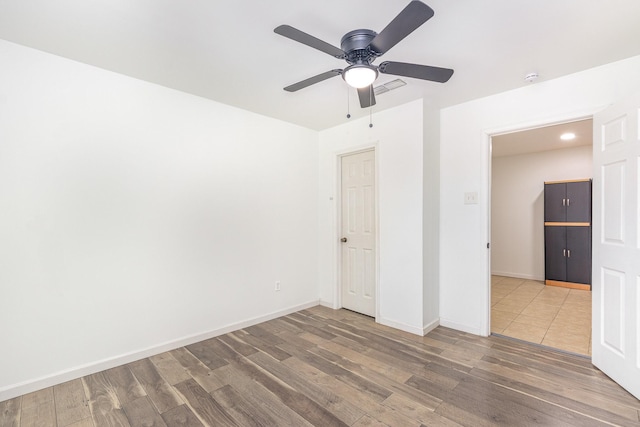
[464,192,478,205]
[275,281,281,291]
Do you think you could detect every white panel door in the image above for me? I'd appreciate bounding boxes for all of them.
[592,94,640,399]
[341,150,376,317]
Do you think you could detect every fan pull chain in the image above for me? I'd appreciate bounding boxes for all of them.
[346,86,351,119]
[369,86,374,128]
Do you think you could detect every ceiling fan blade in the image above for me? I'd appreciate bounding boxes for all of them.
[369,1,434,55]
[284,69,342,92]
[275,25,345,59]
[379,61,454,83]
[357,86,376,108]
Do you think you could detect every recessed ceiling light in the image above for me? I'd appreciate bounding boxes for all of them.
[560,132,576,141]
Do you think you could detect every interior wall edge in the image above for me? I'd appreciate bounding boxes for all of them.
[422,318,440,336]
[0,300,320,403]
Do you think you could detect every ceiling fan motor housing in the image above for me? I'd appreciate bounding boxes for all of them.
[341,29,379,65]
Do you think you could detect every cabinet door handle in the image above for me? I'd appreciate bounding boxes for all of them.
[566,198,570,206]
[563,249,566,257]
[562,198,566,206]
[567,249,571,258]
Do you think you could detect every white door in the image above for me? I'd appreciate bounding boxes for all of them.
[340,150,376,317]
[592,94,640,399]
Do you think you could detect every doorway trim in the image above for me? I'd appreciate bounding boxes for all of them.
[482,108,600,336]
[334,144,380,321]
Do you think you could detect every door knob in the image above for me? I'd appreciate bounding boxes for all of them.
[340,237,348,243]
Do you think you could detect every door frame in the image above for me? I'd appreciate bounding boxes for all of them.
[335,144,380,320]
[483,108,598,336]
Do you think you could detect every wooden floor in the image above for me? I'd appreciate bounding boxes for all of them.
[1,306,639,427]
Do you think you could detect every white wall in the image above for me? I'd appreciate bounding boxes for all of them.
[440,55,640,336]
[491,145,593,280]
[0,40,319,401]
[318,100,425,334]
[423,104,440,330]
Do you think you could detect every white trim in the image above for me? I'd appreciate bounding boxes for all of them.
[440,318,485,336]
[379,317,424,336]
[422,319,440,336]
[482,131,492,337]
[486,110,597,138]
[0,300,319,402]
[319,299,338,309]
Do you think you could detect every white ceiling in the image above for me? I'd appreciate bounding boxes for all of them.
[1,1,640,130]
[492,119,593,157]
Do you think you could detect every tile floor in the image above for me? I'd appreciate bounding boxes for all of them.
[491,275,592,356]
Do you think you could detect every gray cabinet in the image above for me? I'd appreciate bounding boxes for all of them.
[544,179,592,289]
[544,226,591,285]
[544,180,592,222]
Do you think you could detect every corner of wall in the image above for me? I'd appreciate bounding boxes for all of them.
[423,103,441,327]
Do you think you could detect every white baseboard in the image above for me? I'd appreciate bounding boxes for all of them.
[319,299,338,309]
[422,318,440,336]
[0,300,319,402]
[491,271,544,281]
[439,318,484,336]
[378,317,424,336]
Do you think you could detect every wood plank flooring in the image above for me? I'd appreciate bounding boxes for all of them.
[1,306,638,426]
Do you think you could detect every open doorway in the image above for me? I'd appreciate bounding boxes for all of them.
[489,119,593,356]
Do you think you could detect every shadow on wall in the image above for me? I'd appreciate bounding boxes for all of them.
[533,190,544,280]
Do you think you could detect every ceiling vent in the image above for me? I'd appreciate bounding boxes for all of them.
[374,79,407,95]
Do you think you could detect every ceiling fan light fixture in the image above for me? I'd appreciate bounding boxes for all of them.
[343,64,378,88]
[275,1,453,109]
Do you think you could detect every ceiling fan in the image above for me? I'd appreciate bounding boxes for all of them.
[274,1,454,109]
